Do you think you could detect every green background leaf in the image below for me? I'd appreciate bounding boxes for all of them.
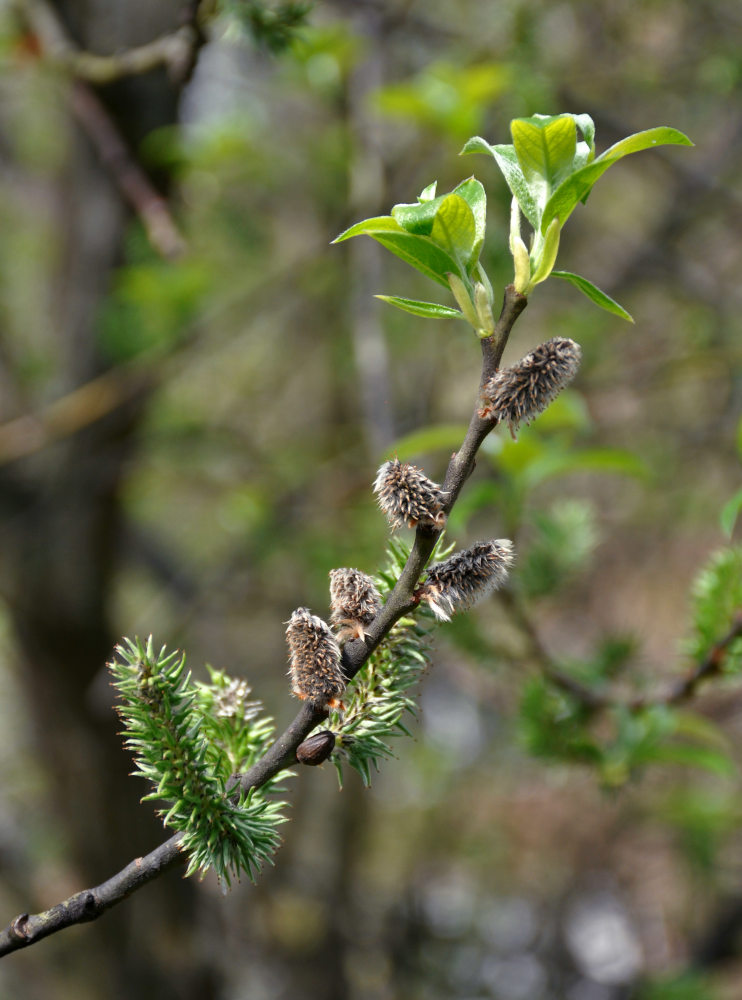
[552,270,634,321]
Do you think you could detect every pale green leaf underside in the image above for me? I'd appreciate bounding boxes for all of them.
[552,270,634,322]
[375,295,464,320]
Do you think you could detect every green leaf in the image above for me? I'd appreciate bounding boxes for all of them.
[599,125,693,162]
[375,295,464,321]
[332,215,405,243]
[371,232,460,287]
[552,270,634,322]
[461,137,540,229]
[429,193,478,267]
[452,177,487,262]
[542,126,693,232]
[720,488,742,538]
[392,195,446,235]
[418,181,437,202]
[511,114,577,210]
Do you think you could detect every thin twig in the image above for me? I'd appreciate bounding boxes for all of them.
[0,284,527,956]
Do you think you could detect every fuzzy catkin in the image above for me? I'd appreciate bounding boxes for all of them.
[479,337,582,434]
[373,459,447,530]
[286,608,345,709]
[329,568,382,642]
[421,540,514,621]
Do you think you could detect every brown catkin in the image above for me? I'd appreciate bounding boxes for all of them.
[420,540,514,621]
[373,458,447,530]
[479,337,582,435]
[286,608,345,709]
[329,568,382,642]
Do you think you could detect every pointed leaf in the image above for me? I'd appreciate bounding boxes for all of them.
[332,215,405,243]
[371,232,460,287]
[511,114,577,212]
[598,125,693,163]
[430,193,477,267]
[452,177,487,262]
[375,295,465,320]
[552,270,634,322]
[418,181,437,202]
[542,126,693,232]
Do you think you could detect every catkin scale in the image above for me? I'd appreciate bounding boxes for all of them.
[373,459,447,530]
[329,568,382,642]
[479,337,582,435]
[421,540,514,621]
[285,608,345,709]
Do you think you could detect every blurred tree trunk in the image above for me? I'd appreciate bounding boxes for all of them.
[0,3,217,997]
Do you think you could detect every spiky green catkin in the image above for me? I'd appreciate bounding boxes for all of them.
[479,337,582,434]
[286,608,345,708]
[421,540,515,621]
[109,637,286,885]
[373,458,447,530]
[329,567,383,641]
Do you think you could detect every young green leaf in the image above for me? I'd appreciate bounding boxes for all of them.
[375,295,465,321]
[511,114,577,211]
[552,270,634,322]
[332,215,405,243]
[418,181,437,202]
[542,126,693,232]
[461,137,540,229]
[429,193,478,267]
[371,232,460,287]
[392,195,446,235]
[452,177,487,262]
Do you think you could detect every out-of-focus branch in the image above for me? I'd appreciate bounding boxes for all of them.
[505,587,742,713]
[68,82,186,259]
[18,0,203,84]
[0,368,151,466]
[17,0,189,258]
[0,284,528,956]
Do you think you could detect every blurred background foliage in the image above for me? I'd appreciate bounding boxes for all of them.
[0,0,741,998]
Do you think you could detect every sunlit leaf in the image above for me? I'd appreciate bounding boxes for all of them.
[552,270,634,322]
[370,232,460,287]
[542,126,693,232]
[375,295,464,321]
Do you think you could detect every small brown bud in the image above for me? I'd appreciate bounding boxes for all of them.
[296,730,336,766]
[286,608,345,709]
[329,567,382,642]
[373,458,446,530]
[479,337,582,435]
[421,539,514,621]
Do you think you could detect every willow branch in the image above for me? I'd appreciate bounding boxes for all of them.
[0,284,527,956]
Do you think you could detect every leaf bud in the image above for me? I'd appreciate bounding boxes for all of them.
[296,730,336,766]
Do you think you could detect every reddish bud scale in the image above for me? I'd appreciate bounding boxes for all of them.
[286,608,345,709]
[373,459,447,530]
[479,337,582,435]
[329,568,382,642]
[421,539,514,621]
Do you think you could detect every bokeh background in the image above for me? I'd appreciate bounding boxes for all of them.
[0,0,741,997]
